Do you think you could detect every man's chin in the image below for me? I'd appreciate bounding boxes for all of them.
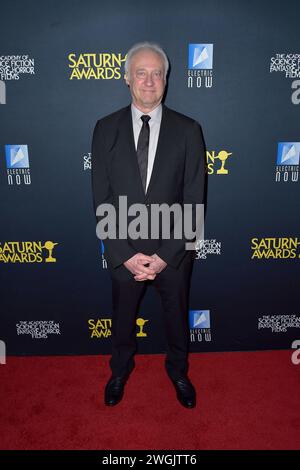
[141,100,159,109]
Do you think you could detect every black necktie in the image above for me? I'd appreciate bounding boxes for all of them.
[137,115,151,193]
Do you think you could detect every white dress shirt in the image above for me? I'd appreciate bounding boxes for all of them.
[131,103,162,192]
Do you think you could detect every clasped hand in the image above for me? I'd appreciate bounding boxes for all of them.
[124,253,167,281]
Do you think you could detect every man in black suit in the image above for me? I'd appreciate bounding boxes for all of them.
[92,42,206,408]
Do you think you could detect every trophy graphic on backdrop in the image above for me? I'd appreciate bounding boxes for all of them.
[43,241,58,262]
[136,318,148,337]
[216,150,232,174]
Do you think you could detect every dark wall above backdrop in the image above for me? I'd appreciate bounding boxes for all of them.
[0,0,299,356]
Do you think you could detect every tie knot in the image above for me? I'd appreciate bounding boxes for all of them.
[141,114,151,124]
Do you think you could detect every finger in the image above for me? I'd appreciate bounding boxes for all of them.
[135,265,156,275]
[134,273,156,281]
[137,255,155,264]
[147,262,159,272]
[134,274,148,281]
[134,271,147,277]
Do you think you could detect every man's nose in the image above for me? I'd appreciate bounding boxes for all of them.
[145,73,154,85]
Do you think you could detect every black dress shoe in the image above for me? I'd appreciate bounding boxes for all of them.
[171,376,196,408]
[104,376,126,406]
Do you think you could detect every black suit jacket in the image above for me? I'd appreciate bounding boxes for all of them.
[91,103,206,277]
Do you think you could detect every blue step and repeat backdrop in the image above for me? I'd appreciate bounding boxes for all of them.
[0,0,299,356]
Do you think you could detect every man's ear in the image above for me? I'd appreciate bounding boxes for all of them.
[124,73,130,86]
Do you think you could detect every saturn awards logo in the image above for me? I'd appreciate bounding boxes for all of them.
[0,241,58,263]
[68,52,126,80]
[206,149,233,175]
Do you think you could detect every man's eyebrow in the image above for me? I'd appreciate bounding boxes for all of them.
[136,67,162,71]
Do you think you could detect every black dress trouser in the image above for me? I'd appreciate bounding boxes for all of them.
[109,252,194,381]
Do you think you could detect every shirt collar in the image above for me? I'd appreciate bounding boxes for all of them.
[131,102,162,125]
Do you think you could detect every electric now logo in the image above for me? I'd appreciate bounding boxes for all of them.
[5,144,29,168]
[5,144,31,185]
[189,310,210,329]
[188,44,213,69]
[275,142,299,183]
[187,44,213,89]
[277,142,300,166]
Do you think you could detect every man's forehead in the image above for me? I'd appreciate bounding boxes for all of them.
[131,50,164,68]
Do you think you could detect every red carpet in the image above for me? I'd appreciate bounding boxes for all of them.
[0,350,299,450]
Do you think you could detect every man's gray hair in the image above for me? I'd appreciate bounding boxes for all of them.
[124,42,169,80]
